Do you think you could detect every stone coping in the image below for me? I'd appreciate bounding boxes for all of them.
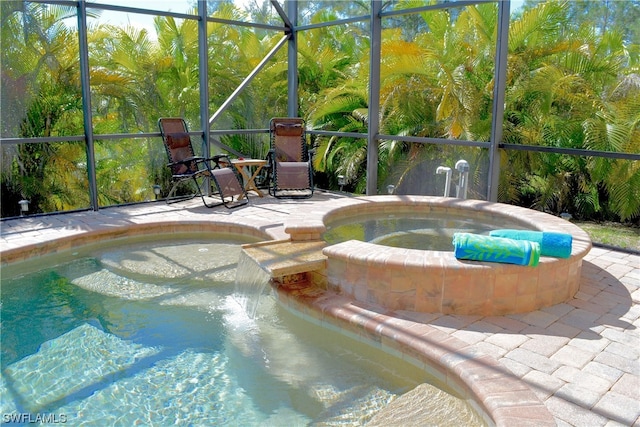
[274,279,556,427]
[285,195,591,252]
[1,221,272,265]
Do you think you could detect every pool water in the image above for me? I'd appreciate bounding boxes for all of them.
[1,237,483,426]
[323,212,526,251]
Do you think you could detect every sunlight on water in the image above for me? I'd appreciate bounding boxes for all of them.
[1,237,485,426]
[71,269,178,300]
[1,323,160,414]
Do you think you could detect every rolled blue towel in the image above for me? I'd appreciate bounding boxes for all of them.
[489,229,572,258]
[452,233,540,266]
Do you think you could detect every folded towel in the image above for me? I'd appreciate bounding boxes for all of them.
[489,229,572,258]
[452,233,540,266]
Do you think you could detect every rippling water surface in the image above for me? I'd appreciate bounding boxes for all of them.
[1,237,484,426]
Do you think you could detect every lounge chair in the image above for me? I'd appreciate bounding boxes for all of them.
[158,118,248,208]
[267,117,314,199]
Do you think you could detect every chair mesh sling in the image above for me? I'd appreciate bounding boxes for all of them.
[158,118,248,208]
[267,117,314,199]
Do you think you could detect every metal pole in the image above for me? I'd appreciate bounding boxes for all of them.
[366,0,382,195]
[77,0,99,210]
[198,0,209,156]
[208,35,289,126]
[198,0,212,194]
[487,0,510,202]
[286,0,298,116]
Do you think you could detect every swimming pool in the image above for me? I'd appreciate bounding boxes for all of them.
[1,236,483,426]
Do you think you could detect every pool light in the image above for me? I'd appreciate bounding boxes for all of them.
[18,199,30,216]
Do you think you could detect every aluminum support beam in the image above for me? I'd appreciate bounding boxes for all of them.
[208,35,289,126]
[198,0,210,158]
[286,0,298,116]
[197,0,213,195]
[77,1,99,210]
[380,0,494,17]
[366,0,383,195]
[487,0,510,202]
[271,0,293,31]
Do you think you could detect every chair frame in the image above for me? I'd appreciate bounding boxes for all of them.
[267,117,314,199]
[158,118,248,209]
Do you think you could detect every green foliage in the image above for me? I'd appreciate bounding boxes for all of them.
[501,1,639,222]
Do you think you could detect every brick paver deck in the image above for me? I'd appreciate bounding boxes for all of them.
[1,191,638,426]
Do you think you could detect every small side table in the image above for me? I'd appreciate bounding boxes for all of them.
[230,158,267,198]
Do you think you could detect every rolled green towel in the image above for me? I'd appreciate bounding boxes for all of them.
[452,233,540,266]
[489,229,572,258]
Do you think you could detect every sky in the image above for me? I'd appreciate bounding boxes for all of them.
[88,1,200,36]
[92,0,527,36]
[511,0,525,13]
[90,0,196,15]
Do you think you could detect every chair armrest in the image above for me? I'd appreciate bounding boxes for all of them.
[167,156,206,167]
[265,150,275,166]
[208,154,232,169]
[208,154,227,162]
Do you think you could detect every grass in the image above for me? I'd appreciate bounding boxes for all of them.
[574,221,640,252]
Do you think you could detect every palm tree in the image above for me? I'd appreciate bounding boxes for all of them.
[1,2,87,215]
[583,75,640,221]
[310,3,500,195]
[90,23,166,132]
[503,1,639,221]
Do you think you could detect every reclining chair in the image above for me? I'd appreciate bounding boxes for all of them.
[158,118,248,208]
[267,117,314,199]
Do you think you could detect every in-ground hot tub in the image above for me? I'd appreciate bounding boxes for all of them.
[284,196,592,316]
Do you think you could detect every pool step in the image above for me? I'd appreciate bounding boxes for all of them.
[1,323,159,413]
[72,269,176,300]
